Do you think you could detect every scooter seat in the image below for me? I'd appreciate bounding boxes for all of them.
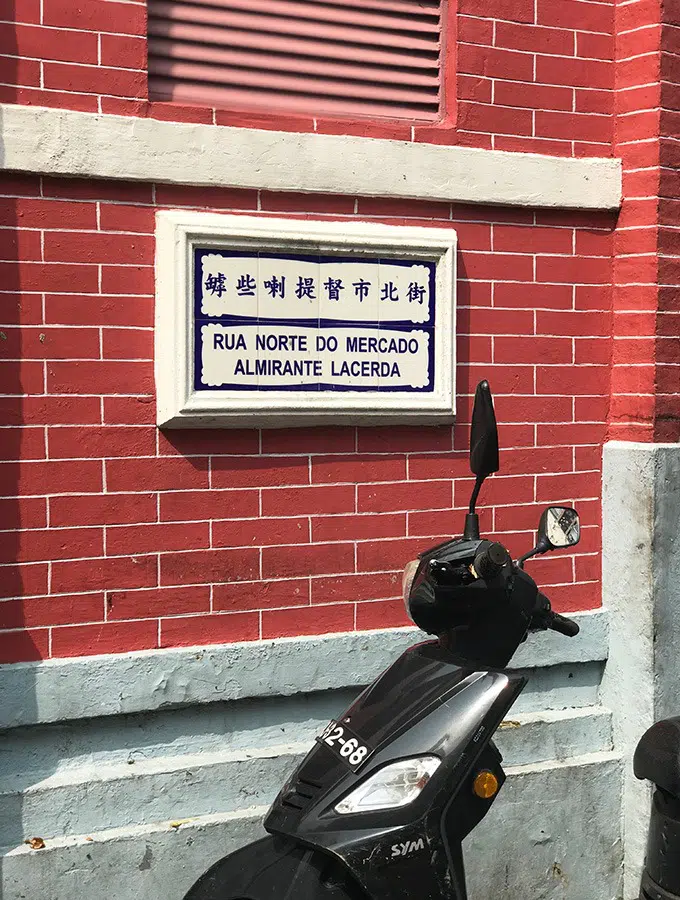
[634,718,680,798]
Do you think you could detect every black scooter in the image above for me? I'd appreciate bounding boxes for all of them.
[184,380,582,900]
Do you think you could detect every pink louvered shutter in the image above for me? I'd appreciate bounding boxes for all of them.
[147,0,443,121]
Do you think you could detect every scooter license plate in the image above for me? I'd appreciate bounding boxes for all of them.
[316,720,374,772]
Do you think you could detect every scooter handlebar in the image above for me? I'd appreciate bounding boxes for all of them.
[549,612,580,637]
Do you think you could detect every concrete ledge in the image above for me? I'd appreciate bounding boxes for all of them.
[1,752,622,900]
[0,104,622,209]
[0,613,608,729]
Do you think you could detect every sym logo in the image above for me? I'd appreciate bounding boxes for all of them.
[391,838,425,858]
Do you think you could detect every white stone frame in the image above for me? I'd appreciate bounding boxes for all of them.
[155,211,457,428]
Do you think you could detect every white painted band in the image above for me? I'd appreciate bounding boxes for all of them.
[0,104,622,210]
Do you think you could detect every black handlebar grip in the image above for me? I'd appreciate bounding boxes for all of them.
[550,612,580,637]
[473,542,510,581]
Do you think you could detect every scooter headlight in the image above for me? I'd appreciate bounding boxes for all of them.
[334,756,441,815]
[402,559,420,611]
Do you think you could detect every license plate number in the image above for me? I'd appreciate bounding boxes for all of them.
[316,720,373,771]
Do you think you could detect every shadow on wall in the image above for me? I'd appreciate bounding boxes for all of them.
[0,5,38,894]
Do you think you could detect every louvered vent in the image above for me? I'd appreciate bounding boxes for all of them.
[148,0,443,121]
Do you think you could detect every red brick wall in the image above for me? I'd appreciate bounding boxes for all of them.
[0,0,622,662]
[2,0,614,153]
[0,176,613,663]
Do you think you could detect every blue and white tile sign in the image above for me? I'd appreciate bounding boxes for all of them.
[155,213,456,427]
[195,250,435,393]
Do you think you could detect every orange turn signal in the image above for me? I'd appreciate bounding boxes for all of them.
[472,770,499,799]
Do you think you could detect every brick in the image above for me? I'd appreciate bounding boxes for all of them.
[0,86,99,112]
[615,255,658,285]
[43,178,153,204]
[576,445,602,469]
[0,395,101,427]
[51,554,158,594]
[536,111,613,143]
[501,446,574,475]
[155,184,258,210]
[261,484,355,517]
[214,578,309,612]
[356,599,411,631]
[161,612,259,648]
[52,620,158,658]
[0,562,48,598]
[575,89,612,114]
[457,279,493,306]
[0,593,104,629]
[107,522,210,556]
[617,0,660,32]
[213,517,310,548]
[494,225,574,254]
[261,427,355,455]
[536,471,601,502]
[161,548,259,586]
[452,222,493,251]
[107,585,210,620]
[0,292,42,326]
[160,489,258,522]
[458,101,533,135]
[537,0,613,32]
[526,554,574,585]
[617,25,660,60]
[357,537,434,573]
[0,262,99,293]
[0,326,100,361]
[45,294,154,328]
[0,425,45,461]
[7,24,99,64]
[0,227,41,261]
[494,81,573,112]
[495,21,574,54]
[407,452,469,481]
[461,252,534,282]
[211,456,310,489]
[577,337,612,364]
[616,110,660,143]
[408,506,492,536]
[98,204,155,235]
[537,363,609,395]
[0,526,103,563]
[617,54,660,91]
[260,192,355,215]
[358,480,452,514]
[311,572,400,604]
[493,282,573,309]
[454,474,535,507]
[158,429,259,457]
[43,0,146,33]
[147,101,216,125]
[0,459,102,495]
[493,136,573,156]
[537,422,606,447]
[262,543,354,579]
[458,0,535,19]
[100,266,154,295]
[43,63,146,98]
[577,31,613,61]
[100,34,147,69]
[0,496,46,529]
[215,107,315,134]
[618,84,660,116]
[311,454,406,485]
[457,16,494,45]
[102,396,154,425]
[312,513,405,543]
[4,197,98,230]
[48,360,153,396]
[458,44,534,81]
[356,197,451,219]
[262,603,354,639]
[358,426,452,454]
[458,363,535,396]
[107,457,209,493]
[0,174,41,196]
[102,328,153,360]
[536,55,612,89]
[44,232,154,266]
[457,75,493,104]
[50,492,157,527]
[0,629,49,663]
[536,255,611,284]
[495,336,573,364]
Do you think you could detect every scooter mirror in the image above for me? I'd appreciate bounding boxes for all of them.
[537,506,581,549]
[469,380,500,478]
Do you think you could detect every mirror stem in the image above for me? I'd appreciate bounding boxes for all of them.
[517,536,551,569]
[463,475,485,540]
